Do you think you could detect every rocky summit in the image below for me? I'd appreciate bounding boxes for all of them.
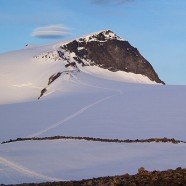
[61,30,165,84]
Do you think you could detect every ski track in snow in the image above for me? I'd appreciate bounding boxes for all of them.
[28,91,122,137]
[0,156,62,182]
[75,77,123,94]
[28,76,123,137]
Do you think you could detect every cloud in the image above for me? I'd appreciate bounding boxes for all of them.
[91,0,132,5]
[31,25,70,39]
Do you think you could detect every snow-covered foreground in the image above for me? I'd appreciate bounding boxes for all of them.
[1,140,186,185]
[1,78,186,184]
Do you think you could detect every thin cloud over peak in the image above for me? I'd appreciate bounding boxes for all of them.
[31,24,70,39]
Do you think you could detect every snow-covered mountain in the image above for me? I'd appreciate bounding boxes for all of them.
[0,30,164,104]
[0,30,186,185]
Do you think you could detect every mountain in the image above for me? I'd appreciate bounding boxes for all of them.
[0,30,164,104]
[62,30,164,84]
[1,30,186,185]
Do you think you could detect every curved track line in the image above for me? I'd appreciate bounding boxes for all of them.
[75,78,123,94]
[29,92,120,137]
[0,156,62,182]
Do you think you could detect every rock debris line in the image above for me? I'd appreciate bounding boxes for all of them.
[2,167,186,186]
[1,136,185,144]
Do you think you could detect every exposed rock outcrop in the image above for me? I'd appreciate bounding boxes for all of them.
[62,30,165,84]
[38,88,47,99]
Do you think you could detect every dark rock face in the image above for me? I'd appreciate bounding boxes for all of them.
[48,72,62,85]
[38,88,47,100]
[62,30,165,84]
[65,62,77,68]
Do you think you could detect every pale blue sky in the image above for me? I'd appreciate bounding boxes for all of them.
[0,0,186,85]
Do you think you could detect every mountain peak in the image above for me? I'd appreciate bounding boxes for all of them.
[60,30,164,84]
[77,29,123,43]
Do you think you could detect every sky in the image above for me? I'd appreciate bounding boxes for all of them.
[0,0,186,85]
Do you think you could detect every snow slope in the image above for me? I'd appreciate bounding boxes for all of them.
[0,32,158,105]
[0,36,186,184]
